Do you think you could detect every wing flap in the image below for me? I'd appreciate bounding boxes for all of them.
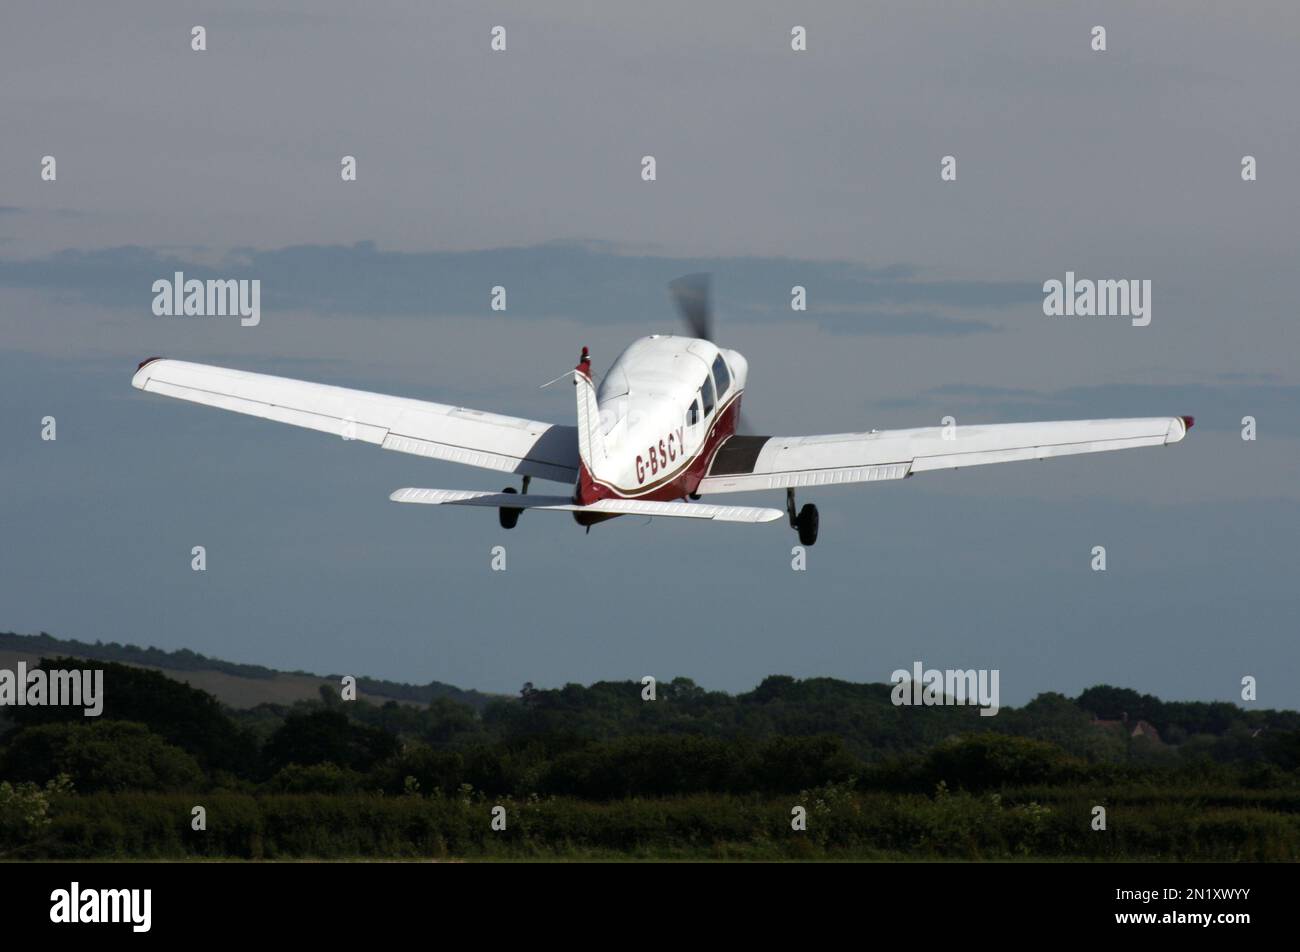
[133,358,578,482]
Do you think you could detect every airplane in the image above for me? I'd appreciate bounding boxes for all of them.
[131,274,1192,545]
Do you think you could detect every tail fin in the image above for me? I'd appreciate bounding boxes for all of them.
[573,347,607,480]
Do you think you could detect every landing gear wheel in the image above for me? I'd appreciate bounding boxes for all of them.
[499,486,521,530]
[796,503,819,546]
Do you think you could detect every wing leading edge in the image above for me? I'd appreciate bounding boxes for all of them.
[131,358,579,483]
[697,416,1193,494]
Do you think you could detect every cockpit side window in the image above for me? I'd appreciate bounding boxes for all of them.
[700,375,716,416]
[712,354,731,397]
[687,398,700,426]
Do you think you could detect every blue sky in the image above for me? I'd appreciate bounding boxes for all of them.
[2,1,1297,707]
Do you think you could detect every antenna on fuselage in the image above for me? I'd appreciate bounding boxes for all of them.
[539,346,593,390]
[538,372,571,390]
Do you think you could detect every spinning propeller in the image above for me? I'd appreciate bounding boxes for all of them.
[669,273,754,435]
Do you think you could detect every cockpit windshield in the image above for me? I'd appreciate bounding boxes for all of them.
[712,354,730,396]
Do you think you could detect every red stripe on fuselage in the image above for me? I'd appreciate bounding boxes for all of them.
[577,390,743,504]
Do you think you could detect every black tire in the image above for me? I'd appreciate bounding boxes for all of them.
[499,487,521,530]
[796,503,819,546]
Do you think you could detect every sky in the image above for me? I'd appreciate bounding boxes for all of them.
[2,1,1298,708]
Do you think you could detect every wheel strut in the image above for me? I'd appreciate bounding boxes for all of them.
[787,488,819,546]
[500,476,529,530]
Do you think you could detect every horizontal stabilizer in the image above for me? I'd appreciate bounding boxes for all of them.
[390,488,782,524]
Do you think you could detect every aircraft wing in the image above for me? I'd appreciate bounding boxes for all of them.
[696,416,1193,494]
[131,358,579,483]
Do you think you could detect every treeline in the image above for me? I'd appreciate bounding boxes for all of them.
[4,659,1300,796]
[2,659,1299,859]
[0,631,278,680]
[0,631,494,709]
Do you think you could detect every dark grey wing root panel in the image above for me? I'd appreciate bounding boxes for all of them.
[707,435,772,476]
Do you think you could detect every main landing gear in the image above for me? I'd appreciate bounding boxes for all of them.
[786,488,819,546]
[499,475,530,529]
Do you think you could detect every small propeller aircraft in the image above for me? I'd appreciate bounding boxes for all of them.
[132,275,1192,545]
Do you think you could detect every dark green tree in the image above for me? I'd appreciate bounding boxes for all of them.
[263,709,398,774]
[1,721,204,792]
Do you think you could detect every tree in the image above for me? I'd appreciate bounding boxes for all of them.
[1,721,203,792]
[263,709,399,774]
[8,658,258,777]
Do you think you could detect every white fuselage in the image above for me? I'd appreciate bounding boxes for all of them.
[582,335,748,501]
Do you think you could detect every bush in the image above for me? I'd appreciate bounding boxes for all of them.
[923,733,1073,790]
[20,787,1299,860]
[268,763,366,794]
[0,775,73,856]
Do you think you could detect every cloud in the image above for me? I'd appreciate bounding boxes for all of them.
[816,310,998,337]
[0,206,88,219]
[0,241,1032,336]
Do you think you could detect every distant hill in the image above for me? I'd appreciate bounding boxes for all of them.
[0,631,499,711]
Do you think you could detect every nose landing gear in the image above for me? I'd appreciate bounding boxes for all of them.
[499,476,530,529]
[787,488,819,546]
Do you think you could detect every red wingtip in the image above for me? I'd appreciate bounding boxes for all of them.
[1180,415,1195,431]
[136,356,164,372]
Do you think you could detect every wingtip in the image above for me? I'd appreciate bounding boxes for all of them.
[132,356,165,390]
[1167,415,1194,444]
